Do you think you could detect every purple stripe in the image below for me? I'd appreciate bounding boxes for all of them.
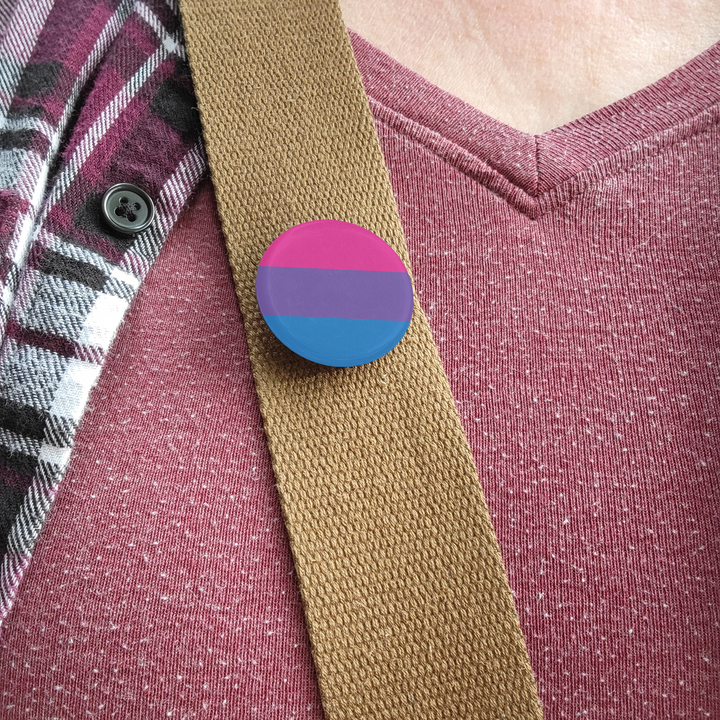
[257,266,413,321]
[0,464,34,492]
[6,320,104,362]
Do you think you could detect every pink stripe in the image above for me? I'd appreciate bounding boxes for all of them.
[260,219,408,272]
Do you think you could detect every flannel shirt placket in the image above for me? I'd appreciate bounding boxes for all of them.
[0,0,205,627]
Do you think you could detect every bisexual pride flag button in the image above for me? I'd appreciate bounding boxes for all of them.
[256,220,414,367]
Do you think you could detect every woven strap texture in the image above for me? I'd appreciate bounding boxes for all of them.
[179,1,543,717]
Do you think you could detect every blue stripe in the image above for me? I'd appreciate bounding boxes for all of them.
[262,315,411,366]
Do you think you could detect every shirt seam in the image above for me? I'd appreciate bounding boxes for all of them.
[371,95,720,219]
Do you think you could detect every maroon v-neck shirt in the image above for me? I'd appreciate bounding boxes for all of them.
[1,33,718,720]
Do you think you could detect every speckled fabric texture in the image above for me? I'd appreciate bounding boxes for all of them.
[0,25,718,720]
[2,180,323,718]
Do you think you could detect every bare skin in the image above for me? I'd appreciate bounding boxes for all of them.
[339,0,720,134]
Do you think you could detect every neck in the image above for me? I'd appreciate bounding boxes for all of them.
[339,0,720,134]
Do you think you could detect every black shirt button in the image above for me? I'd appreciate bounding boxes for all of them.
[101,183,155,236]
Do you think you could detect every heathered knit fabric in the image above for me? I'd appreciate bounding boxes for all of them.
[0,0,204,626]
[0,21,718,720]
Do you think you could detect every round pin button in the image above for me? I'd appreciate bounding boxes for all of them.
[257,220,414,367]
[101,183,155,236]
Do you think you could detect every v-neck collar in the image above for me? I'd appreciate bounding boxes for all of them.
[350,32,720,218]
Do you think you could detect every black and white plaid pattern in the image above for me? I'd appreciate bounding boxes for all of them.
[0,0,206,627]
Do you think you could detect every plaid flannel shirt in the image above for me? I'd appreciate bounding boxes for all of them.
[0,0,205,627]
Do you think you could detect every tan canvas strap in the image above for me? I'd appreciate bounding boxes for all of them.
[179,1,543,717]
